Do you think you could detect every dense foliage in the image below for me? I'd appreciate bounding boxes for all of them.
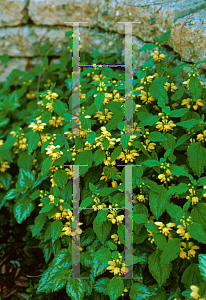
[1,29,206,300]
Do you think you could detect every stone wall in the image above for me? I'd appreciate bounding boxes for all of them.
[0,0,206,88]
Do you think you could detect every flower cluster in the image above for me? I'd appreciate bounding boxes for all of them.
[49,116,65,127]
[0,160,10,173]
[28,116,47,132]
[91,195,107,211]
[10,129,28,153]
[107,206,125,225]
[186,185,200,205]
[155,221,176,237]
[107,253,128,276]
[156,113,176,132]
[45,144,63,162]
[111,234,121,245]
[179,241,200,260]
[190,285,205,300]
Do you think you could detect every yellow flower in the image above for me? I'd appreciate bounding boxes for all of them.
[0,161,10,172]
[190,285,199,300]
[151,50,165,61]
[155,222,164,230]
[116,215,125,224]
[46,102,54,112]
[164,82,178,93]
[197,134,204,141]
[111,234,119,242]
[28,119,47,132]
[179,242,200,260]
[158,174,166,182]
[176,225,191,240]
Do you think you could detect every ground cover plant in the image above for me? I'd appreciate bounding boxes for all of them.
[1,28,206,300]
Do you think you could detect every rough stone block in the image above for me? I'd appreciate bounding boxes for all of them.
[0,0,28,27]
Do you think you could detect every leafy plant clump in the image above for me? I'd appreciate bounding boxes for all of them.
[1,29,206,300]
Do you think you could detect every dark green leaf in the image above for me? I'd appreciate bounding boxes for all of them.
[14,197,35,224]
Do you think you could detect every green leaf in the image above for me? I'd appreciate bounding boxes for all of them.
[41,157,53,176]
[28,132,40,154]
[80,197,93,209]
[174,134,189,148]
[80,228,96,247]
[149,84,168,107]
[149,185,170,219]
[91,257,108,278]
[4,189,19,200]
[121,134,130,151]
[30,213,47,238]
[40,203,54,213]
[141,115,160,126]
[161,133,176,152]
[145,221,160,234]
[14,197,35,224]
[106,112,124,131]
[107,241,117,251]
[118,223,125,244]
[18,169,35,190]
[167,183,189,195]
[191,203,206,230]
[89,182,96,193]
[94,149,106,166]
[155,29,171,43]
[169,108,189,117]
[110,145,122,163]
[129,283,151,300]
[51,219,63,243]
[169,165,190,178]
[166,202,183,219]
[160,238,181,266]
[138,43,156,52]
[95,209,109,226]
[53,169,68,188]
[197,176,206,186]
[183,199,191,212]
[189,77,202,100]
[99,187,115,197]
[187,142,206,176]
[153,234,166,251]
[198,254,206,281]
[133,214,148,225]
[36,248,72,293]
[95,248,112,263]
[148,132,167,142]
[107,277,124,300]
[171,87,185,100]
[75,150,93,171]
[53,100,67,117]
[95,92,105,111]
[17,152,33,171]
[176,119,199,130]
[86,131,96,146]
[148,250,172,287]
[141,160,160,167]
[148,285,167,300]
[93,218,112,242]
[181,263,203,289]
[108,101,122,114]
[81,246,95,269]
[94,277,110,295]
[188,222,206,244]
[145,180,160,193]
